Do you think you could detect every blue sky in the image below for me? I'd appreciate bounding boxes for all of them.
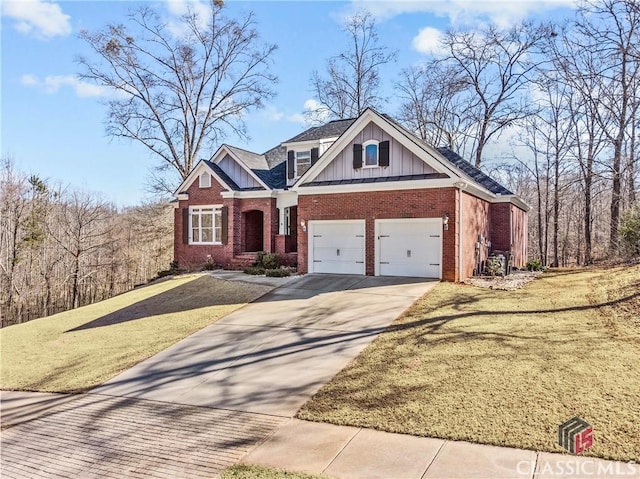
[1,0,577,206]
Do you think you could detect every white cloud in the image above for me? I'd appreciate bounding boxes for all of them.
[287,113,307,124]
[21,74,112,98]
[261,100,327,126]
[412,27,447,56]
[350,0,577,28]
[2,0,71,39]
[301,99,331,124]
[20,74,39,86]
[164,0,212,37]
[262,105,285,122]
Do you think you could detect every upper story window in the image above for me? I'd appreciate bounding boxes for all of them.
[199,172,211,188]
[364,141,379,167]
[296,150,311,177]
[190,206,222,244]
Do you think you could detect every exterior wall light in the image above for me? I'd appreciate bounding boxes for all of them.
[300,219,307,232]
[443,213,449,231]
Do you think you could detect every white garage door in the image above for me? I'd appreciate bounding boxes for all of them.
[375,219,442,278]
[309,220,365,275]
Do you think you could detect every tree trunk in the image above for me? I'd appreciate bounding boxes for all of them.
[553,154,560,267]
[610,139,622,253]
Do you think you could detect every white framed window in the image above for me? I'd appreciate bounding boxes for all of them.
[296,150,311,177]
[190,206,222,244]
[199,172,211,188]
[363,140,379,167]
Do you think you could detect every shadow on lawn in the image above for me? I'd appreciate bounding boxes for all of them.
[67,276,250,332]
[84,282,638,412]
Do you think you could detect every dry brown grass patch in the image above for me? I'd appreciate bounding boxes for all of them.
[0,274,272,392]
[298,266,640,462]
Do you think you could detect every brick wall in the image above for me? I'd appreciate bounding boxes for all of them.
[174,175,278,269]
[461,192,491,278]
[511,205,528,268]
[174,177,527,276]
[489,202,528,268]
[297,188,458,281]
[490,203,511,252]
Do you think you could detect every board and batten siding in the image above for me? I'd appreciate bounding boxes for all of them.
[218,154,262,189]
[314,122,436,182]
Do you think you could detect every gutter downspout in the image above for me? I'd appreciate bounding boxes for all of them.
[454,181,468,282]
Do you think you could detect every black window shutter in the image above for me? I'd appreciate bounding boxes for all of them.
[287,150,295,179]
[221,206,228,245]
[353,144,363,169]
[379,140,390,167]
[182,208,190,244]
[311,147,319,165]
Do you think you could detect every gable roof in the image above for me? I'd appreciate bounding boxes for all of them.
[377,113,514,196]
[175,109,519,203]
[294,108,460,188]
[174,159,236,195]
[224,144,270,170]
[284,118,356,143]
[294,108,518,201]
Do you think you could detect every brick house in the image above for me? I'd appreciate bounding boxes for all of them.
[173,108,528,281]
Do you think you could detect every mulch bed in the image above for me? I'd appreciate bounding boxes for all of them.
[463,270,542,290]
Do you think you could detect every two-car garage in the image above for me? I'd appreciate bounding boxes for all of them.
[308,218,442,278]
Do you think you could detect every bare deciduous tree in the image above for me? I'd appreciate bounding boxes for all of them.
[568,0,640,252]
[395,62,470,152]
[308,11,396,121]
[78,0,277,193]
[0,161,174,327]
[437,21,553,168]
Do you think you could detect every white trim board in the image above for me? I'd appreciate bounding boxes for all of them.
[173,160,234,195]
[212,145,271,191]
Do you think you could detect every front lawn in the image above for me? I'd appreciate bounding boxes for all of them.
[0,274,272,393]
[222,465,330,479]
[298,266,640,462]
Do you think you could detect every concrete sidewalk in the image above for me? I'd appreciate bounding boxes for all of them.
[244,419,640,479]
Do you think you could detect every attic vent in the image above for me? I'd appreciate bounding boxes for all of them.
[199,172,211,188]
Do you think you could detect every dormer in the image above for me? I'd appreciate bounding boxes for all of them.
[282,139,336,185]
[281,118,357,186]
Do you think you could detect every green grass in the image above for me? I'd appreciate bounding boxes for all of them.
[298,266,640,462]
[0,274,272,393]
[222,465,331,479]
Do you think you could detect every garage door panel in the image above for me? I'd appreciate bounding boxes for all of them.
[376,219,442,279]
[312,235,364,249]
[313,246,364,262]
[380,262,440,278]
[379,246,430,263]
[309,221,365,275]
[312,260,364,275]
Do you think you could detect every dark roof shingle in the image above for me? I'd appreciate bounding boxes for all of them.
[301,172,449,187]
[205,110,514,195]
[284,118,356,143]
[436,147,513,195]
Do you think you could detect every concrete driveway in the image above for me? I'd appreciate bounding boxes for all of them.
[92,274,437,416]
[2,274,437,478]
